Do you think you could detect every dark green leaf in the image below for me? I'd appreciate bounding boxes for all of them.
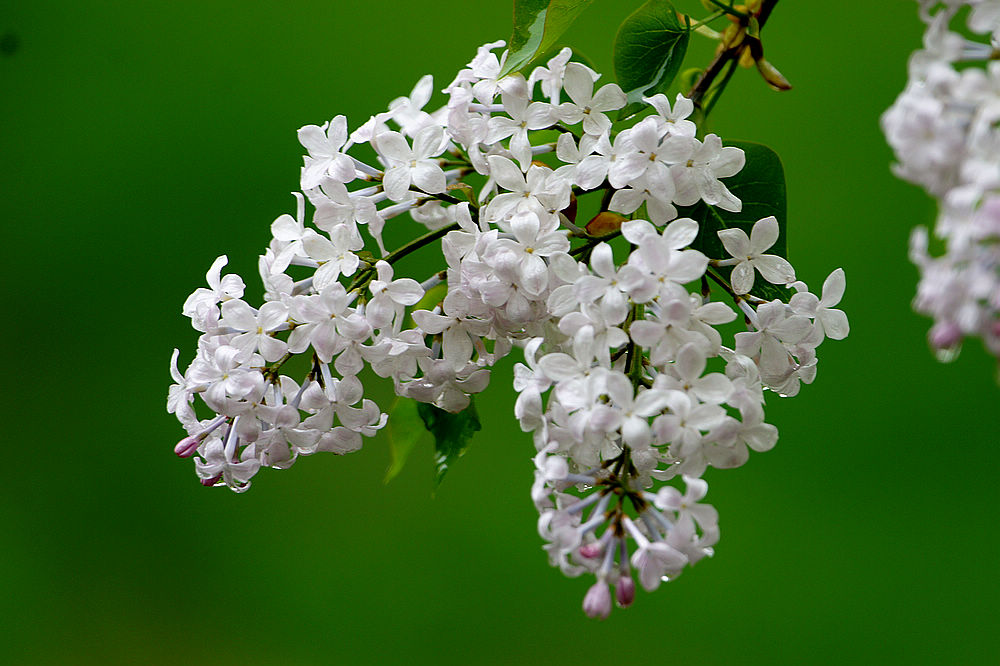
[416,399,482,487]
[499,0,595,78]
[383,398,428,484]
[613,0,690,117]
[677,140,790,302]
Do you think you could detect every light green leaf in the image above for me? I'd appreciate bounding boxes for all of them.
[417,399,482,487]
[384,398,428,484]
[499,0,595,78]
[613,0,690,116]
[414,282,448,311]
[677,140,790,302]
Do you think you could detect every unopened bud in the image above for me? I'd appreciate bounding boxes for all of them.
[561,191,578,224]
[756,58,792,91]
[929,320,962,350]
[582,580,612,620]
[615,575,636,608]
[578,543,603,559]
[174,436,200,458]
[585,211,626,237]
[200,474,223,487]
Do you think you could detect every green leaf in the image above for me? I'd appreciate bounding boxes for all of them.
[416,399,482,487]
[408,282,448,328]
[677,140,790,302]
[499,0,595,78]
[613,0,690,117]
[384,398,428,484]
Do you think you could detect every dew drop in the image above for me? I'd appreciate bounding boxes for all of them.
[934,345,961,363]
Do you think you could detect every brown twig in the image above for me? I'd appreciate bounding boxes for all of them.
[686,0,781,112]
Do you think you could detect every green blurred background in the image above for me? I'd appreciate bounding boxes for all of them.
[2,1,998,663]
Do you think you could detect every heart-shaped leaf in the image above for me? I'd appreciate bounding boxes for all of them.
[499,0,595,77]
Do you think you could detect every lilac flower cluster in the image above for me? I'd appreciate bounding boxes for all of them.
[168,42,848,616]
[883,1,1000,363]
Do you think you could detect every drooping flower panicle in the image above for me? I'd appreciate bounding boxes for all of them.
[168,43,848,617]
[883,1,1000,365]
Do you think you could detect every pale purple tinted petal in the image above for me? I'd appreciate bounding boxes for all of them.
[629,321,664,347]
[575,276,608,303]
[675,343,705,381]
[258,302,289,330]
[693,374,732,404]
[744,422,778,452]
[634,390,670,416]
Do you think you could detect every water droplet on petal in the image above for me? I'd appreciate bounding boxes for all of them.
[934,345,961,363]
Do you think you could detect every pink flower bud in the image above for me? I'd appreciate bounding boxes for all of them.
[578,543,602,559]
[615,575,635,608]
[174,436,200,458]
[582,580,612,620]
[200,474,222,487]
[929,320,962,349]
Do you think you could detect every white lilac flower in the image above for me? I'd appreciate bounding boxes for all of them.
[487,85,555,169]
[373,126,448,201]
[883,2,1000,365]
[669,134,744,211]
[182,255,245,332]
[789,268,850,341]
[556,62,627,136]
[717,216,796,295]
[298,115,357,189]
[169,42,849,621]
[643,93,697,138]
[219,299,290,362]
[529,47,573,104]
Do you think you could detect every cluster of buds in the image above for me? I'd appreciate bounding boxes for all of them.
[168,41,848,616]
[883,0,1000,364]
